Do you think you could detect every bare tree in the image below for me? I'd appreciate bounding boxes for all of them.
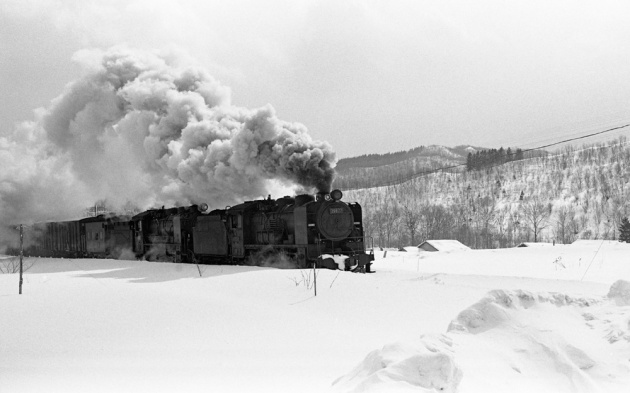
[401,204,422,246]
[382,199,400,248]
[371,208,386,249]
[372,197,400,248]
[521,197,552,242]
[493,206,510,248]
[421,204,454,240]
[0,257,35,274]
[476,196,497,248]
[553,205,574,244]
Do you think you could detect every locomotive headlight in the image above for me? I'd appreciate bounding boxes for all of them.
[199,203,209,212]
[330,189,343,201]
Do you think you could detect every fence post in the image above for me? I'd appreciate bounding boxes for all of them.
[19,224,23,295]
[312,261,317,296]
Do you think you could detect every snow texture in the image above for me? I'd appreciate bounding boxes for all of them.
[608,280,630,306]
[2,242,630,392]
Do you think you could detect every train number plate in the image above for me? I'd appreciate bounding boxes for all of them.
[329,207,344,214]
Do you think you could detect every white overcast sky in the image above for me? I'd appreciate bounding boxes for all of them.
[2,0,630,158]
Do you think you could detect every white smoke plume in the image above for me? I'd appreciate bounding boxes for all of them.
[0,46,337,225]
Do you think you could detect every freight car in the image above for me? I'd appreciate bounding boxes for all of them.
[15,215,134,258]
[9,189,373,271]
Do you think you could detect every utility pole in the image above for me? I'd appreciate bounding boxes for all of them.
[19,224,24,295]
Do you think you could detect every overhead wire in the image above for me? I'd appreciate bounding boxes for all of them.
[342,121,630,190]
[491,109,630,150]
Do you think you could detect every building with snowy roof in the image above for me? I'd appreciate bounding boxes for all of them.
[417,240,470,252]
[517,242,554,247]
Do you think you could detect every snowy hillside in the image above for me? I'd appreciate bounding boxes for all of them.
[346,137,630,250]
[334,145,481,190]
[2,242,629,392]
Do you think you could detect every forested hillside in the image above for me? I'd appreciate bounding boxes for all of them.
[344,137,630,249]
[334,145,481,189]
[334,145,536,190]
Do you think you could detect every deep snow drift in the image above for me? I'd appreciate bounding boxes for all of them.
[1,242,629,393]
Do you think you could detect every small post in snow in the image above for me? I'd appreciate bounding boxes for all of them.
[313,261,317,297]
[19,224,24,295]
[196,263,202,277]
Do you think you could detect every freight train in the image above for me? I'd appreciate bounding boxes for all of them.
[11,190,373,272]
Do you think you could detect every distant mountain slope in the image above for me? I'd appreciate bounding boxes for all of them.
[343,136,630,249]
[334,145,486,190]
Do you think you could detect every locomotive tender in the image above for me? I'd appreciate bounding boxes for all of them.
[17,190,373,272]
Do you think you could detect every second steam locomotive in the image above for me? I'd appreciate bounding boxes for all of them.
[18,190,373,272]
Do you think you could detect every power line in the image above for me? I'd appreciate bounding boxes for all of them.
[518,123,630,153]
[581,239,606,281]
[341,122,630,190]
[504,115,630,147]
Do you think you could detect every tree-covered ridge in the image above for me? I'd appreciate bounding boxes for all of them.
[336,147,427,170]
[345,137,630,249]
[337,145,485,170]
[466,147,525,171]
[334,145,488,190]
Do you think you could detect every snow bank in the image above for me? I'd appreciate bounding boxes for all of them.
[332,334,462,393]
[374,242,630,284]
[571,240,627,249]
[336,284,630,393]
[448,286,630,392]
[447,289,596,333]
[607,279,630,306]
[3,249,630,393]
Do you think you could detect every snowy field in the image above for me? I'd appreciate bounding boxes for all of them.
[2,242,630,393]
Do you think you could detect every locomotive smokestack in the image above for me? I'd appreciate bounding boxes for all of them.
[0,46,338,224]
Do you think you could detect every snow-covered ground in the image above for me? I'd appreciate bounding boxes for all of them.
[2,242,630,392]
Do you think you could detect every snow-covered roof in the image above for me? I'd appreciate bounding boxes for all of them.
[517,242,554,247]
[418,240,470,252]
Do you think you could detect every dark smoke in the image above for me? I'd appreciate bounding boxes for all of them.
[0,46,337,225]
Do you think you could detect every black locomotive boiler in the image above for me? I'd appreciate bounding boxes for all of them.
[198,189,373,270]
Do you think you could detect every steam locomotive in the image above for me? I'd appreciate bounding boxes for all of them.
[15,189,373,272]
